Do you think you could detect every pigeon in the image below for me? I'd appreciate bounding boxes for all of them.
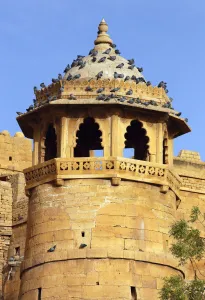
[91,50,98,57]
[40,83,45,88]
[85,86,93,91]
[137,67,143,72]
[18,215,23,221]
[64,64,71,73]
[131,75,137,81]
[98,57,106,63]
[110,87,120,92]
[97,87,105,93]
[110,93,115,98]
[33,98,37,105]
[73,74,81,80]
[111,43,117,48]
[9,257,15,262]
[91,57,97,62]
[128,59,135,65]
[53,96,57,100]
[116,63,124,69]
[138,77,146,83]
[103,95,111,101]
[143,102,150,106]
[146,81,151,86]
[128,65,135,70]
[115,49,121,55]
[185,118,188,122]
[126,89,133,95]
[158,81,167,89]
[79,243,87,249]
[69,94,77,100]
[52,78,59,83]
[71,60,79,67]
[60,86,64,92]
[33,86,38,93]
[58,74,62,80]
[114,72,124,79]
[77,55,85,59]
[119,74,124,78]
[26,105,34,112]
[108,56,116,61]
[16,112,23,116]
[114,72,119,79]
[47,245,56,252]
[124,76,130,81]
[96,94,106,100]
[79,61,86,69]
[96,71,103,80]
[66,74,72,81]
[135,98,141,104]
[103,48,111,55]
[176,112,182,117]
[127,98,134,104]
[149,100,158,106]
[165,89,169,94]
[119,97,126,102]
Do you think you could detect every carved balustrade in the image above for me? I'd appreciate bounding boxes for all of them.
[24,157,182,200]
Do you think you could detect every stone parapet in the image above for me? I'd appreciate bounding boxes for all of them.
[24,157,182,201]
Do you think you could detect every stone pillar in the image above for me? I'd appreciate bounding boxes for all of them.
[60,117,69,158]
[156,123,163,163]
[33,127,40,165]
[111,115,119,156]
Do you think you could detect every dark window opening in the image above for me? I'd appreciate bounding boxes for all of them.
[81,231,85,237]
[163,138,168,164]
[74,118,103,157]
[96,281,99,285]
[9,156,12,161]
[124,120,149,161]
[45,124,57,161]
[38,288,42,300]
[15,247,20,256]
[131,286,137,300]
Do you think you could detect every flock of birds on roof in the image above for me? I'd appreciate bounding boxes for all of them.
[16,44,187,122]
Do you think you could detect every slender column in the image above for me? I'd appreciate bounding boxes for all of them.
[33,127,40,165]
[111,115,119,156]
[156,123,163,163]
[60,117,69,158]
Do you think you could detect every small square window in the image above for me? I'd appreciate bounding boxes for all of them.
[9,156,12,161]
[15,247,20,256]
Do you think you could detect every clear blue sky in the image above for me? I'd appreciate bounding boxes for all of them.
[0,1,205,159]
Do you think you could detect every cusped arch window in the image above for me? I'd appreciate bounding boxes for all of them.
[124,120,149,161]
[74,117,103,157]
[44,124,57,161]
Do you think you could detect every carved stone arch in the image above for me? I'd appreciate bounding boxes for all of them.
[39,120,58,162]
[123,119,150,161]
[73,117,104,157]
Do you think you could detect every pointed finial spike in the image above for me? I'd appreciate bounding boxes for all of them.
[101,18,106,23]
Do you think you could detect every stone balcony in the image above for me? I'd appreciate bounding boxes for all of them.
[24,157,182,204]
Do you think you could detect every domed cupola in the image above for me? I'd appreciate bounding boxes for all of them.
[17,19,190,201]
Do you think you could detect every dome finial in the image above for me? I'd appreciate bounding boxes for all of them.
[94,19,113,50]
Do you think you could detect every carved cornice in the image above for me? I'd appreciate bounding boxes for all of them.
[35,79,169,105]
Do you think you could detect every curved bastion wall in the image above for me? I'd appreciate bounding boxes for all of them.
[19,179,182,299]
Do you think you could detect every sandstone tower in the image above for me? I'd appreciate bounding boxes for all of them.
[4,19,205,299]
